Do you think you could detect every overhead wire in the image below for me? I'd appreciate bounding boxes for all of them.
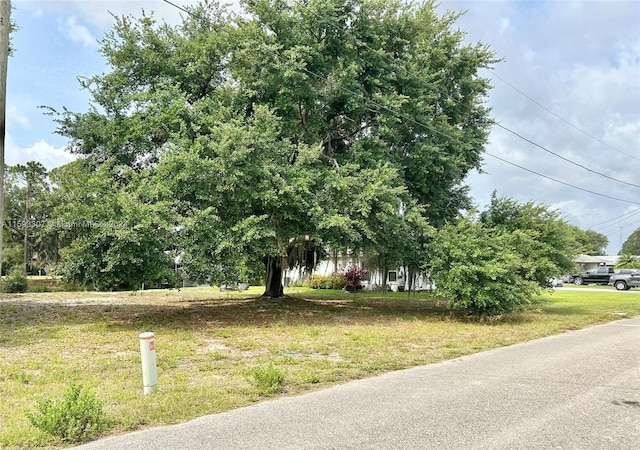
[162,0,190,15]
[161,0,640,207]
[591,209,640,234]
[487,69,640,162]
[587,207,640,230]
[597,221,639,239]
[484,153,640,205]
[490,121,640,188]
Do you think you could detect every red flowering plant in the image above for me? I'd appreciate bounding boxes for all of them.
[342,265,368,291]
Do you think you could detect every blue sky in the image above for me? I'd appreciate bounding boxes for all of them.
[5,0,640,254]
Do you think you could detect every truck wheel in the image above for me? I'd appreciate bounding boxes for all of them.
[574,277,583,285]
[614,281,628,291]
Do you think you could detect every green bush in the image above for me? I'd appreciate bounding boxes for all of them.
[309,273,347,290]
[28,285,52,293]
[250,365,286,394]
[2,267,28,293]
[431,220,538,315]
[26,383,111,443]
[287,279,310,288]
[55,282,85,292]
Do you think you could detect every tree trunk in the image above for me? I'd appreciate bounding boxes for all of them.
[407,266,414,299]
[263,255,284,297]
[381,259,388,298]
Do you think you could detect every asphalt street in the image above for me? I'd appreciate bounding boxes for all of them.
[556,287,640,293]
[76,317,640,450]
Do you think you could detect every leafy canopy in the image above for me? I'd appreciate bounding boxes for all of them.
[620,227,640,256]
[47,0,497,292]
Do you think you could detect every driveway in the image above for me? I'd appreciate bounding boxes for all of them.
[75,316,640,449]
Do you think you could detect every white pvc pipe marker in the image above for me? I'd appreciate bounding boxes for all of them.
[139,332,158,394]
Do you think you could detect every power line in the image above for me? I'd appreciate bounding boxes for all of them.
[484,153,640,205]
[162,0,190,15]
[598,221,639,236]
[161,0,640,206]
[591,210,640,234]
[587,207,640,230]
[490,120,640,188]
[487,69,640,161]
[598,221,638,237]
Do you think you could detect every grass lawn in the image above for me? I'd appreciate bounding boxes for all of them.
[1,286,639,448]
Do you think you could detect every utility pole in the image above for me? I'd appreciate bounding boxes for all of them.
[0,0,11,286]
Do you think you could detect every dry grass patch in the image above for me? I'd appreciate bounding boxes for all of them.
[1,286,639,448]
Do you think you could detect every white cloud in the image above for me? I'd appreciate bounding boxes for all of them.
[17,0,197,31]
[498,17,511,36]
[59,16,98,48]
[5,133,76,170]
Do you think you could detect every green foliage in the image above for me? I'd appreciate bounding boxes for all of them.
[250,365,286,394]
[479,193,576,288]
[26,383,111,444]
[615,254,640,269]
[1,244,23,275]
[569,227,608,256]
[46,0,497,296]
[620,227,640,256]
[432,195,580,315]
[49,161,176,291]
[309,273,347,290]
[431,219,538,315]
[2,266,28,293]
[4,162,50,274]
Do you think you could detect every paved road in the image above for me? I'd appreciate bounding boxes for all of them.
[555,286,640,293]
[76,318,640,449]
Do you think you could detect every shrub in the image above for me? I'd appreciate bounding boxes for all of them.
[26,383,111,443]
[343,265,367,291]
[28,285,52,293]
[309,273,347,290]
[54,282,85,292]
[2,266,28,293]
[250,365,286,394]
[287,278,310,288]
[430,220,538,315]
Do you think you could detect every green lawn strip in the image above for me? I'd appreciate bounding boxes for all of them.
[1,287,638,448]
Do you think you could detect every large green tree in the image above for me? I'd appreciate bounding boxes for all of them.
[567,226,608,256]
[620,227,640,256]
[4,162,49,274]
[49,0,496,295]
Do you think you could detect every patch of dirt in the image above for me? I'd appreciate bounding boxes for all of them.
[196,339,230,354]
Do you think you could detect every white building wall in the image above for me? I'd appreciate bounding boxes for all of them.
[284,253,434,292]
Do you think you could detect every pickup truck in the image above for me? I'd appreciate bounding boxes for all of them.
[571,267,614,285]
[608,270,640,290]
